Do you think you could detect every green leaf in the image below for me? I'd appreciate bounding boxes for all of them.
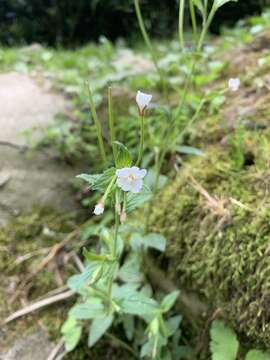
[246,350,270,360]
[69,299,105,320]
[61,317,82,352]
[214,0,238,9]
[192,0,204,15]
[210,321,239,360]
[83,248,111,262]
[114,141,132,168]
[77,168,115,192]
[130,233,144,251]
[120,291,158,317]
[126,184,152,213]
[118,253,143,283]
[122,315,135,341]
[144,233,166,252]
[67,263,99,293]
[161,291,180,313]
[176,145,206,158]
[167,315,182,336]
[88,315,113,347]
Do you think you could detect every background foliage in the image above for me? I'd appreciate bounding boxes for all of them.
[0,0,269,46]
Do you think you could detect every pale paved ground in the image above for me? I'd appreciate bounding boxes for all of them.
[0,72,66,146]
[0,72,81,225]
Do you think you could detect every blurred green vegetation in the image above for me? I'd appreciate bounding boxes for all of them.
[0,0,269,46]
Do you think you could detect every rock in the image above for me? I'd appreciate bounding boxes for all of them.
[0,72,68,146]
[0,72,81,224]
[0,330,54,360]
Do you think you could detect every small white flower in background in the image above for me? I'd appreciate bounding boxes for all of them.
[136,90,152,116]
[228,78,240,92]
[93,202,104,215]
[116,166,147,193]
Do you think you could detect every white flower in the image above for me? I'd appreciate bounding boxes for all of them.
[93,202,104,215]
[116,166,147,193]
[136,90,152,116]
[228,78,240,92]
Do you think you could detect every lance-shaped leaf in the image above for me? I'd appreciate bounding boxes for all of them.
[214,0,238,9]
[114,141,132,168]
[77,168,115,192]
[88,315,113,347]
[61,317,82,352]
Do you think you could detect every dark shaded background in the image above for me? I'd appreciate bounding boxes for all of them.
[0,0,269,46]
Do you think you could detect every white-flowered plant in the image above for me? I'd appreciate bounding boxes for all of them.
[62,88,179,359]
[62,0,242,357]
[228,78,240,92]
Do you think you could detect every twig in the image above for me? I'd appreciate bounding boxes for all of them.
[47,338,65,360]
[11,227,81,303]
[14,247,50,265]
[4,290,74,324]
[70,252,85,272]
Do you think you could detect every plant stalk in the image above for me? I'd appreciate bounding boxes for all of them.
[136,114,145,166]
[179,0,186,50]
[108,87,117,162]
[134,0,168,99]
[86,83,107,165]
[189,0,197,35]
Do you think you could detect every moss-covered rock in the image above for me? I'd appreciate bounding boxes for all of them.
[149,141,270,349]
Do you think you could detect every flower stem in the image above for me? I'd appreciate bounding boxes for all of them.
[107,194,120,312]
[108,87,117,162]
[103,176,117,203]
[197,1,216,52]
[189,0,197,35]
[113,204,120,258]
[134,0,168,99]
[178,0,185,50]
[86,82,107,165]
[136,114,145,166]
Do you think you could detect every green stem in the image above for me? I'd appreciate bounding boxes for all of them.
[179,0,185,50]
[189,0,197,35]
[197,1,216,51]
[136,114,145,166]
[107,195,120,311]
[108,87,117,162]
[134,0,168,98]
[86,83,107,165]
[103,176,116,203]
[113,206,120,258]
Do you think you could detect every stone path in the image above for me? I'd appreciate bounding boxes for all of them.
[0,72,80,224]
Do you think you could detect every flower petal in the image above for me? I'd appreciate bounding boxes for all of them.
[116,168,130,178]
[93,203,104,215]
[117,177,132,192]
[136,90,152,114]
[130,179,143,193]
[138,169,147,179]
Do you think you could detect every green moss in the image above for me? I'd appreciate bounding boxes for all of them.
[0,208,77,346]
[149,146,270,349]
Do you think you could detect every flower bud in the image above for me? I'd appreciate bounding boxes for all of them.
[93,202,104,215]
[136,90,152,116]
